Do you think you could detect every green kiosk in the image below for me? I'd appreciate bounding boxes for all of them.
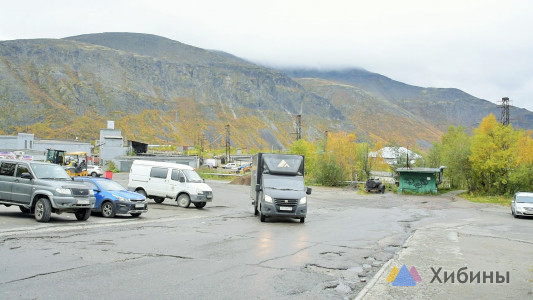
[396,166,446,194]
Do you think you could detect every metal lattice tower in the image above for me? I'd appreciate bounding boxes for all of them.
[500,97,510,126]
[225,124,230,162]
[292,114,302,141]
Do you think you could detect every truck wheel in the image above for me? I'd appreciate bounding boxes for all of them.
[34,198,52,222]
[101,201,116,218]
[194,202,206,208]
[300,217,305,223]
[177,194,191,208]
[19,206,31,214]
[154,197,165,204]
[75,208,91,221]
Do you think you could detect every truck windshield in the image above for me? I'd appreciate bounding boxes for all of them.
[263,175,304,191]
[31,163,71,180]
[183,169,203,183]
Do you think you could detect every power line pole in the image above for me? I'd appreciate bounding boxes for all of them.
[291,114,302,141]
[499,97,510,126]
[225,124,230,162]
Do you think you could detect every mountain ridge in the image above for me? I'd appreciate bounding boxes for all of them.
[0,32,531,152]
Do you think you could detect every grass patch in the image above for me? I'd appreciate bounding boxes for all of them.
[459,193,511,207]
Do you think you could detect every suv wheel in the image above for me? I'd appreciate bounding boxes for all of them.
[19,206,31,214]
[35,198,52,222]
[101,201,116,218]
[75,208,91,221]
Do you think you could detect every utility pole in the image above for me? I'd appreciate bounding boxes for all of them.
[500,97,510,126]
[291,114,302,141]
[225,124,230,163]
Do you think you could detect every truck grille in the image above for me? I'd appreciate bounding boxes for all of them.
[274,199,298,206]
[71,188,89,197]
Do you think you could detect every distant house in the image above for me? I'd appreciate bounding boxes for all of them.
[368,147,422,166]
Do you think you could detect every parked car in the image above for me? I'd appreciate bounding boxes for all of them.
[87,165,104,177]
[511,192,533,218]
[223,163,237,170]
[74,177,148,218]
[0,159,95,222]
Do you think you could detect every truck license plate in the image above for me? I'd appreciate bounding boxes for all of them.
[135,203,145,208]
[280,206,292,211]
[77,199,90,205]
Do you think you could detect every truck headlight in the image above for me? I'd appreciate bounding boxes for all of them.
[299,196,307,204]
[264,195,273,203]
[55,188,71,195]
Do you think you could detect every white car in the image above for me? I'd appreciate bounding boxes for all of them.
[87,165,104,177]
[511,192,533,218]
[223,163,237,170]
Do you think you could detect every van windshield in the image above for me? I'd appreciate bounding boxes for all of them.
[183,169,203,183]
[263,174,304,191]
[31,163,71,180]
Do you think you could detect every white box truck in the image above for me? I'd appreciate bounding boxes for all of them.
[128,160,213,208]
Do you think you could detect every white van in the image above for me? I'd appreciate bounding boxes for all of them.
[128,160,213,208]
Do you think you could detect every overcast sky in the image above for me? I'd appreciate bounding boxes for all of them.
[1,0,532,111]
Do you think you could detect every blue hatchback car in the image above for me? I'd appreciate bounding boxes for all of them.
[73,177,148,218]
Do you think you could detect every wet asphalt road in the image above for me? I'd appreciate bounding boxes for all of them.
[1,173,532,299]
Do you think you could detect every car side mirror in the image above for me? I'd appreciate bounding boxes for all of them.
[93,188,100,193]
[255,184,261,192]
[21,172,33,179]
[306,187,312,195]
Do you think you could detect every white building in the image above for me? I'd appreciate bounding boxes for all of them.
[368,147,422,166]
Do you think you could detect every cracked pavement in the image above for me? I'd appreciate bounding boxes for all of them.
[1,175,531,299]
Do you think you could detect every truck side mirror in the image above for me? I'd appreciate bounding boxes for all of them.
[306,187,312,195]
[255,184,261,192]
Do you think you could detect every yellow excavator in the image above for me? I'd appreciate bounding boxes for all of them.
[45,149,88,177]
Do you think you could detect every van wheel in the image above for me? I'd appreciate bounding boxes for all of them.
[20,206,31,214]
[75,208,91,221]
[34,198,52,222]
[154,197,165,204]
[177,194,191,208]
[194,202,206,208]
[101,201,116,218]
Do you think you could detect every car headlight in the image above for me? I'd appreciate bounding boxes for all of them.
[112,194,128,202]
[299,196,307,204]
[56,188,71,195]
[264,195,273,203]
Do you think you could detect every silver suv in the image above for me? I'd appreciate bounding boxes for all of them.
[0,159,95,222]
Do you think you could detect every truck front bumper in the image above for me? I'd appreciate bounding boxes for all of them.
[260,202,306,218]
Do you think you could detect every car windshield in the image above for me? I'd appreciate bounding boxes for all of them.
[263,174,304,191]
[516,195,533,203]
[182,169,203,183]
[31,163,71,180]
[97,180,126,191]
